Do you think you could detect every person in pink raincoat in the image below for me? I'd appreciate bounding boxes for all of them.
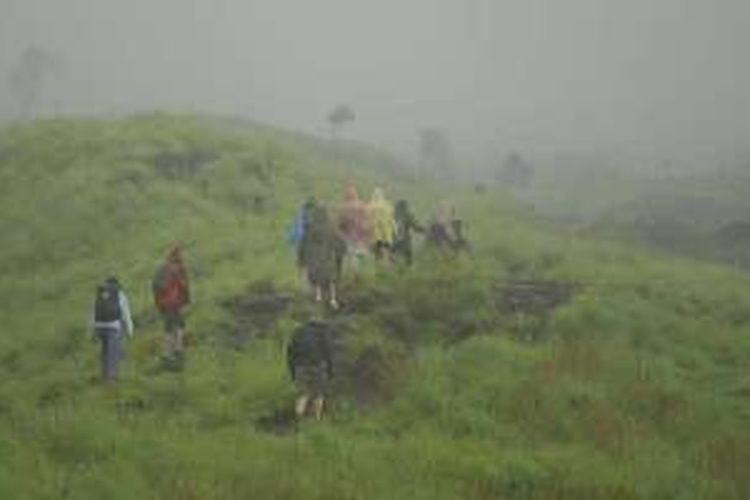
[337,183,371,265]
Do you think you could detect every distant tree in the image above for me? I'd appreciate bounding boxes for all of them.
[497,151,533,188]
[327,104,356,139]
[419,128,455,179]
[7,45,61,120]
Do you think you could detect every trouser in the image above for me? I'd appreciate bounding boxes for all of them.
[163,309,185,357]
[373,241,392,261]
[393,240,413,265]
[96,327,121,381]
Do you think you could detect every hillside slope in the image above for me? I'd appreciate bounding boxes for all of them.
[1,116,749,499]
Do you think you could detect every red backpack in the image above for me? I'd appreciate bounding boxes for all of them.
[152,263,187,312]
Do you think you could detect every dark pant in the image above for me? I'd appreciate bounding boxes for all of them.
[373,241,392,261]
[96,327,121,381]
[393,239,413,265]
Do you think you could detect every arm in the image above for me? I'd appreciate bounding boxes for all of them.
[411,213,425,233]
[286,343,296,380]
[179,267,191,306]
[119,291,134,337]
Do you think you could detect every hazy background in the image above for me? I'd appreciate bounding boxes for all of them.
[1,0,748,167]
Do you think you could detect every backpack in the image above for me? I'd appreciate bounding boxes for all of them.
[94,281,121,323]
[288,321,334,369]
[152,263,186,312]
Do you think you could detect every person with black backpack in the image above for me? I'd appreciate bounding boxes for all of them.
[91,276,134,382]
[287,321,335,420]
[393,199,424,266]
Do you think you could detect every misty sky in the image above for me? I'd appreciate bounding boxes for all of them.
[1,0,748,164]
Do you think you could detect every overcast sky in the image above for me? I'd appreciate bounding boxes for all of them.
[1,0,748,165]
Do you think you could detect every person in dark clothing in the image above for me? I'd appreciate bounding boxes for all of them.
[289,197,318,285]
[449,217,471,253]
[287,321,335,420]
[392,199,424,265]
[91,276,134,382]
[425,219,453,250]
[298,204,346,309]
[425,202,470,254]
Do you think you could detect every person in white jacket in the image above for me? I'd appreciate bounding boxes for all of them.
[91,277,133,381]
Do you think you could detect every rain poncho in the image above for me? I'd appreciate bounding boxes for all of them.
[368,188,397,245]
[299,205,346,287]
[337,184,370,246]
[289,199,316,247]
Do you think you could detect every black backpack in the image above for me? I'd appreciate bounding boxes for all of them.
[288,321,334,370]
[94,280,121,323]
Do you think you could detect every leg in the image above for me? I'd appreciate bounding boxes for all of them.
[109,330,121,380]
[99,330,108,381]
[174,327,184,355]
[373,242,382,260]
[295,394,309,418]
[329,283,338,309]
[102,329,120,381]
[312,397,325,420]
[163,313,174,357]
[164,328,175,358]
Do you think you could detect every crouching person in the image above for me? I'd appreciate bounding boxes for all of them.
[91,277,134,382]
[287,321,335,420]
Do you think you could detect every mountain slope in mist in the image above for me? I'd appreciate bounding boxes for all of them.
[0,116,749,499]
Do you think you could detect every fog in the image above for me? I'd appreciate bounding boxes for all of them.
[1,0,749,166]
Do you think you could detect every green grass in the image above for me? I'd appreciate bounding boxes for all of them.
[0,114,749,499]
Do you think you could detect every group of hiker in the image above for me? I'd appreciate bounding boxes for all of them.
[289,183,470,309]
[283,183,470,419]
[91,244,191,381]
[89,182,469,421]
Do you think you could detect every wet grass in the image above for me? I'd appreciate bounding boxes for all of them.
[0,115,748,498]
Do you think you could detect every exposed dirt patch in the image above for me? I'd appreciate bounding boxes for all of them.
[494,280,579,341]
[220,281,293,348]
[494,280,577,316]
[347,346,400,408]
[254,406,298,435]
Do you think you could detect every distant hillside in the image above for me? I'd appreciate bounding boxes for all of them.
[524,162,750,269]
[0,115,749,499]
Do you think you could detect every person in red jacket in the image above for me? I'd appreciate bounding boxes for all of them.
[152,244,191,367]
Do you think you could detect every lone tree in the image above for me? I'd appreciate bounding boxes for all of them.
[419,128,455,180]
[7,45,61,120]
[327,104,355,139]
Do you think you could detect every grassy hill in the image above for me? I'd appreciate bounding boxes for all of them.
[1,115,749,499]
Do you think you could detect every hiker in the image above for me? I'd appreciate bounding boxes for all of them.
[449,216,471,253]
[424,203,454,250]
[152,244,191,367]
[287,320,335,420]
[368,187,397,262]
[393,199,424,266]
[446,204,471,253]
[289,197,317,284]
[91,276,134,382]
[337,183,370,267]
[298,203,346,309]
[425,202,469,254]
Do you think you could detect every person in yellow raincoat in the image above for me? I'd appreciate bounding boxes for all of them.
[368,187,397,261]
